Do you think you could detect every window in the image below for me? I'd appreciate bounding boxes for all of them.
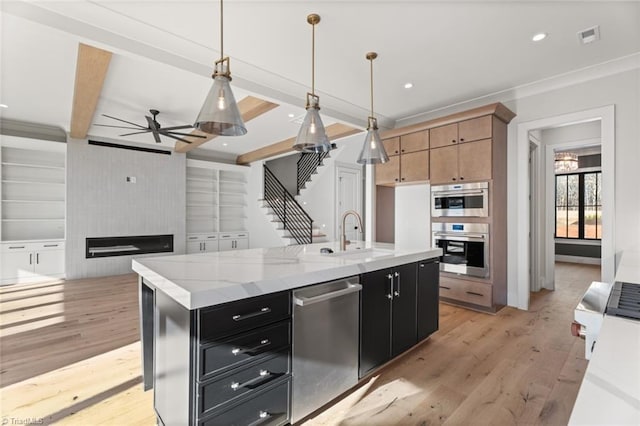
[555,171,601,239]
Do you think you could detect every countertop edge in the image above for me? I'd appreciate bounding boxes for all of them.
[133,246,441,310]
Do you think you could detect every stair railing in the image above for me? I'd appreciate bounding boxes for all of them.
[264,165,313,245]
[296,152,330,194]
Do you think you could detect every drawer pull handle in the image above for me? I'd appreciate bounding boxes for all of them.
[230,369,271,391]
[232,307,271,321]
[466,291,484,297]
[9,246,25,249]
[43,244,59,247]
[440,286,451,290]
[207,236,216,239]
[231,339,271,356]
[247,411,272,426]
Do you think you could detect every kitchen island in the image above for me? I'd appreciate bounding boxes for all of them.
[133,241,442,426]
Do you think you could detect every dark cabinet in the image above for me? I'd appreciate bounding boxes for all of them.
[359,262,418,378]
[417,259,439,341]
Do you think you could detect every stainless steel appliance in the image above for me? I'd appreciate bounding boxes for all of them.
[431,182,489,217]
[291,276,362,423]
[432,222,489,278]
[572,281,613,359]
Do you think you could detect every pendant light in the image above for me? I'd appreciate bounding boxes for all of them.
[195,0,247,136]
[293,14,332,153]
[357,52,389,164]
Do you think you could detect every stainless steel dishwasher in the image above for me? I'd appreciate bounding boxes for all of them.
[291,276,362,423]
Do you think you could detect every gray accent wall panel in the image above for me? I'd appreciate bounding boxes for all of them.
[66,139,186,279]
[555,242,601,258]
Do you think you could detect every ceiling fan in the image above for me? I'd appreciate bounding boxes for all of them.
[95,109,206,144]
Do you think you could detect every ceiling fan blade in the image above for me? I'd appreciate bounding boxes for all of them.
[95,124,149,130]
[161,133,192,144]
[102,114,147,129]
[160,131,207,138]
[161,124,195,131]
[119,130,154,137]
[145,116,162,143]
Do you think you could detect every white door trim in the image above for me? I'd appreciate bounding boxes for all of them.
[515,105,615,310]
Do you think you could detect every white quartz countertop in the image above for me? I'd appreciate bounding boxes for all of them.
[132,241,441,310]
[569,250,640,425]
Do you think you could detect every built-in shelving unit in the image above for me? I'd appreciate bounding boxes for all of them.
[1,139,66,242]
[1,136,67,284]
[186,160,248,253]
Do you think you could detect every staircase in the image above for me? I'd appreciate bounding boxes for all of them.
[263,165,327,245]
[296,151,330,194]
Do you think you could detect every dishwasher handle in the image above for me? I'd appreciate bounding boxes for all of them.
[294,283,362,307]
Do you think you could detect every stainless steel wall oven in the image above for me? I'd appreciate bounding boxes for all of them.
[431,182,489,217]
[432,223,489,278]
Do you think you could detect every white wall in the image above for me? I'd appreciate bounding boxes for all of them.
[66,139,186,279]
[246,161,285,249]
[395,67,640,308]
[394,184,431,250]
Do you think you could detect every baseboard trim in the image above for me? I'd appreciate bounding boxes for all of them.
[555,255,601,265]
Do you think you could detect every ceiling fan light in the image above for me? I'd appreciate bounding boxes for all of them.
[357,117,389,164]
[195,74,246,136]
[293,100,332,153]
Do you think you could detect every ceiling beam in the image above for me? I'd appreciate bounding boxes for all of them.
[69,43,112,139]
[174,96,279,153]
[236,123,362,165]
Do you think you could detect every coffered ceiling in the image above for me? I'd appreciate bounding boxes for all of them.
[1,1,638,159]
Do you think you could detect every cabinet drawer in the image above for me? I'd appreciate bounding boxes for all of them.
[2,243,37,252]
[200,321,290,379]
[200,379,290,426]
[439,277,492,307]
[34,241,65,251]
[199,292,291,341]
[219,232,248,240]
[199,352,290,415]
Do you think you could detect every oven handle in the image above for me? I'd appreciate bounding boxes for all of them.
[433,233,486,242]
[432,190,486,197]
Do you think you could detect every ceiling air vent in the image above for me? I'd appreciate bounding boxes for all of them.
[578,25,600,45]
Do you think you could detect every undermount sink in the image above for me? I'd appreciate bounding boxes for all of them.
[326,247,394,259]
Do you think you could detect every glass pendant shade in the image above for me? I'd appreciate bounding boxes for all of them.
[293,95,332,153]
[357,117,389,164]
[554,152,578,172]
[195,74,247,136]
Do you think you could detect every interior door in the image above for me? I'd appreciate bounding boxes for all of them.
[337,165,363,242]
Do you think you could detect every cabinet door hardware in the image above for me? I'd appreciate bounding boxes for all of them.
[440,285,451,290]
[9,246,25,249]
[466,291,484,297]
[232,307,272,322]
[452,177,457,181]
[387,274,394,300]
[29,253,33,265]
[207,236,216,239]
[460,138,465,142]
[230,369,272,391]
[248,411,272,426]
[43,244,58,247]
[451,139,456,143]
[36,253,39,264]
[460,176,464,180]
[231,339,271,356]
[394,271,401,297]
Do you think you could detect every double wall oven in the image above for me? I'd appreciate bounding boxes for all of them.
[431,181,490,278]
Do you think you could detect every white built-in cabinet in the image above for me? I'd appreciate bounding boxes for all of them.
[186,160,248,254]
[1,136,66,284]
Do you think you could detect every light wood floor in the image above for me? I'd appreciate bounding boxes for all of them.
[0,263,600,425]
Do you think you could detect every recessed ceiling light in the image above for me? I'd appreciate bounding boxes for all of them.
[532,33,547,42]
[404,83,413,89]
[0,104,8,108]
[222,143,228,146]
[288,113,295,118]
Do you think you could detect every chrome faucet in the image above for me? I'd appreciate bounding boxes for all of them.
[340,210,364,251]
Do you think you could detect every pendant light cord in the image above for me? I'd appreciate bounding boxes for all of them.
[220,0,224,61]
[311,21,315,96]
[370,58,374,116]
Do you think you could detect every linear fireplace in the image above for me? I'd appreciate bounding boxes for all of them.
[86,235,173,258]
